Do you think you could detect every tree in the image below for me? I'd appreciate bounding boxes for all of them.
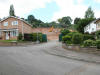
[58,16,72,27]
[85,7,95,19]
[9,4,15,16]
[74,18,81,24]
[76,18,95,33]
[27,15,35,24]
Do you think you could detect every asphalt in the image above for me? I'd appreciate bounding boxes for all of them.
[0,40,100,75]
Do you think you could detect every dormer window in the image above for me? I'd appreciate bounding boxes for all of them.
[4,22,8,26]
[12,21,18,25]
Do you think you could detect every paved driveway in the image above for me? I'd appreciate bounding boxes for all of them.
[0,41,100,75]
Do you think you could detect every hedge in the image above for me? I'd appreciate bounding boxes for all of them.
[96,40,100,49]
[83,39,96,47]
[83,34,95,41]
[62,35,71,44]
[72,33,83,44]
[60,29,70,36]
[18,33,47,42]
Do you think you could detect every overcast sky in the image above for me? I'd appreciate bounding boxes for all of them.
[0,0,100,22]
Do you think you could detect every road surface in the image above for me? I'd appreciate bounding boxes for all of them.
[0,41,100,75]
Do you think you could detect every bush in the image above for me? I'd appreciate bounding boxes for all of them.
[96,40,100,49]
[84,40,96,47]
[67,32,77,39]
[61,29,70,36]
[83,34,95,41]
[62,35,71,44]
[23,33,45,42]
[18,33,23,40]
[72,33,83,44]
[33,33,43,42]
[96,31,100,39]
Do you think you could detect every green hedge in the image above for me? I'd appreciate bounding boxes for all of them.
[83,34,95,41]
[18,33,23,40]
[18,33,47,42]
[72,33,83,44]
[96,40,100,49]
[96,31,100,39]
[60,29,70,36]
[83,40,96,47]
[62,35,71,44]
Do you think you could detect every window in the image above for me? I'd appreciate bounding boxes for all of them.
[4,22,8,26]
[92,28,94,31]
[10,31,18,37]
[12,21,18,25]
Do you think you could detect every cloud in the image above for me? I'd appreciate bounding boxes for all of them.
[94,0,100,3]
[51,0,88,22]
[0,0,53,18]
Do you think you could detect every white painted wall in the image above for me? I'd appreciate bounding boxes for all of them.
[84,21,96,34]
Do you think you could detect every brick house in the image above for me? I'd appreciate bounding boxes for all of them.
[0,16,33,40]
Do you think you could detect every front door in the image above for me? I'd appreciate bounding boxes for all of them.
[5,32,9,40]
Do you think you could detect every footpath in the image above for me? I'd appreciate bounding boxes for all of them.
[44,42,100,64]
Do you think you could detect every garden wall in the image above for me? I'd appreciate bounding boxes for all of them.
[62,43,97,51]
[0,42,35,46]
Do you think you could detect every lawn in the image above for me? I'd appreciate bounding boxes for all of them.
[0,40,17,43]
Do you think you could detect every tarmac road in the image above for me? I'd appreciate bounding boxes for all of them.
[0,41,100,75]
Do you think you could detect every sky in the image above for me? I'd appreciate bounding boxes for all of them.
[0,0,100,22]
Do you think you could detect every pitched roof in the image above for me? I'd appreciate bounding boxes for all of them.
[94,18,100,23]
[0,16,33,28]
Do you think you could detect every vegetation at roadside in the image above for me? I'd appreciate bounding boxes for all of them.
[59,28,100,49]
[18,33,47,43]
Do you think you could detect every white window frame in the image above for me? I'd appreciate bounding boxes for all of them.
[3,22,8,26]
[12,21,18,25]
[10,30,18,37]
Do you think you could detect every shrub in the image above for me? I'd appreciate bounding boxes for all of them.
[62,35,71,44]
[23,33,44,42]
[33,33,37,41]
[83,40,96,47]
[96,40,100,49]
[18,33,23,40]
[72,33,83,44]
[83,34,95,41]
[96,31,100,39]
[33,33,43,42]
[67,32,77,39]
[61,29,70,36]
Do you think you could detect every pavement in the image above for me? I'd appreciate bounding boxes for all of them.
[0,40,100,75]
[44,41,100,64]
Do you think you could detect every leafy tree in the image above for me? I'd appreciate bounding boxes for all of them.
[74,18,81,24]
[9,4,15,16]
[27,15,35,24]
[85,7,95,19]
[58,16,72,27]
[76,18,95,33]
